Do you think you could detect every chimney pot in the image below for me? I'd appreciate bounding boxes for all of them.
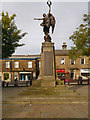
[62,42,67,50]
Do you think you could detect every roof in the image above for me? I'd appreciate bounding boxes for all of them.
[1,49,70,60]
[2,58,40,60]
[55,50,69,55]
[10,55,41,58]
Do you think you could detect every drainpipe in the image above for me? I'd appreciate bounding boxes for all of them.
[11,59,12,82]
[35,59,37,80]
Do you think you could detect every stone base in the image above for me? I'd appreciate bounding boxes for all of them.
[32,79,55,87]
[41,79,55,87]
[32,76,56,87]
[33,42,56,87]
[41,76,55,87]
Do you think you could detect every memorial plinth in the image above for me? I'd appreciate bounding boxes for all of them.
[33,0,56,87]
[39,42,56,87]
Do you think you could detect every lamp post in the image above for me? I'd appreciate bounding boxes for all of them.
[10,59,12,82]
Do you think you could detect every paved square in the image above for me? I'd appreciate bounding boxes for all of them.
[2,85,88,118]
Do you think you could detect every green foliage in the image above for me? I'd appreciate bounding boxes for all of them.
[4,73,9,80]
[69,14,90,59]
[0,12,27,58]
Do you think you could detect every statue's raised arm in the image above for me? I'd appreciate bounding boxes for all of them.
[47,0,52,14]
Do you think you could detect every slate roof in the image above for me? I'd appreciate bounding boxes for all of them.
[3,49,70,60]
[55,50,69,55]
[10,54,41,58]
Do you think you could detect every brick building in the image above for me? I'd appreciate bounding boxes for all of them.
[0,42,90,82]
[55,42,90,80]
[0,55,40,81]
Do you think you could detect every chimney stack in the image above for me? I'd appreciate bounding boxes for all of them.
[62,42,67,50]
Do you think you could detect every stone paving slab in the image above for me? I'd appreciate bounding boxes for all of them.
[2,85,88,118]
[2,103,88,118]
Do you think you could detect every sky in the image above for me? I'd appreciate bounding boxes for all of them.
[1,1,88,55]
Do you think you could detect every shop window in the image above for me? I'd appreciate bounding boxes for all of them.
[28,61,32,68]
[81,58,85,64]
[58,73,65,80]
[61,58,65,64]
[14,61,19,68]
[4,73,9,80]
[71,59,75,65]
[5,61,10,68]
[20,74,25,81]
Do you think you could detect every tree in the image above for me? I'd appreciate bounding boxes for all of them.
[0,12,27,58]
[69,14,90,59]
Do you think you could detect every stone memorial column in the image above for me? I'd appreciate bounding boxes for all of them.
[39,42,56,87]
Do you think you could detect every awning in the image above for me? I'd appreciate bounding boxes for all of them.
[19,72,32,74]
[57,69,69,74]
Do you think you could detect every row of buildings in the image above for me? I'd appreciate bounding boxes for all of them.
[0,42,90,82]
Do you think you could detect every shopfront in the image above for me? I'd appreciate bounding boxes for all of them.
[19,72,32,81]
[80,68,90,77]
[57,69,69,79]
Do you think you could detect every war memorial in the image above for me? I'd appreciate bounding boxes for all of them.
[1,1,88,119]
[34,0,56,87]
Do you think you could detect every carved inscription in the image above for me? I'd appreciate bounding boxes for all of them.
[44,51,53,75]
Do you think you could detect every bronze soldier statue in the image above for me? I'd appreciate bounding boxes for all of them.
[34,0,55,42]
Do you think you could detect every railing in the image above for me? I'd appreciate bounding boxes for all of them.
[68,78,90,85]
[1,80,31,87]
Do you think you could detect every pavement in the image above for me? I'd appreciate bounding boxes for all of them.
[2,85,88,119]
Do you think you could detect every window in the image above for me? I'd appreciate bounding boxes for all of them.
[81,58,85,64]
[5,62,10,68]
[28,61,32,68]
[14,61,19,68]
[61,58,65,64]
[71,59,75,65]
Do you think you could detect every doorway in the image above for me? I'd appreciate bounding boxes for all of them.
[71,70,74,79]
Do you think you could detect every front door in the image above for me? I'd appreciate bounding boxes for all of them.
[71,71,74,79]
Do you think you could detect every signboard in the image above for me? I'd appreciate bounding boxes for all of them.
[19,72,32,74]
[81,69,90,73]
[57,69,65,73]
